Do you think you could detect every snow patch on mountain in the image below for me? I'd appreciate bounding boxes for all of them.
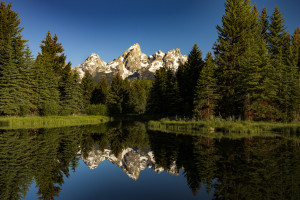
[74,43,187,81]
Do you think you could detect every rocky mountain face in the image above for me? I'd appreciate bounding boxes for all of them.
[74,43,187,83]
[80,145,180,181]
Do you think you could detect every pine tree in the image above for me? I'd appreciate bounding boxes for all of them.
[147,67,179,115]
[176,44,204,116]
[292,28,300,119]
[72,71,83,113]
[193,53,219,119]
[147,67,168,114]
[80,71,94,108]
[35,32,65,115]
[128,81,147,114]
[0,2,28,115]
[267,7,297,121]
[214,0,258,118]
[60,64,83,115]
[19,46,38,115]
[292,28,300,71]
[91,77,109,105]
[259,7,269,41]
[106,73,126,114]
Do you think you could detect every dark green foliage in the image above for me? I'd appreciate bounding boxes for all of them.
[193,53,219,119]
[19,46,37,115]
[0,2,28,115]
[125,81,147,114]
[259,7,269,41]
[292,28,300,119]
[60,64,83,115]
[214,0,257,118]
[91,77,109,105]
[81,71,95,107]
[177,44,204,116]
[147,66,180,115]
[106,73,128,114]
[35,32,68,115]
[266,8,299,121]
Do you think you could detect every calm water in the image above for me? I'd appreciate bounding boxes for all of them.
[0,121,300,200]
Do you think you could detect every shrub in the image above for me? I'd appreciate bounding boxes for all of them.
[40,101,60,116]
[85,104,108,116]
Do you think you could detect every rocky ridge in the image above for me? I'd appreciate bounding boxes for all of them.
[79,145,180,181]
[74,43,187,82]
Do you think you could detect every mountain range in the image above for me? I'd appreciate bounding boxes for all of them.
[74,43,187,82]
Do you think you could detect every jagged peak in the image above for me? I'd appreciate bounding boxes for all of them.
[128,43,140,51]
[88,53,100,59]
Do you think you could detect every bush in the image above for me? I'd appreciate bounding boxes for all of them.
[40,101,60,116]
[85,104,108,116]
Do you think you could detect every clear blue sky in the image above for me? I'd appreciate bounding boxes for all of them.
[6,0,300,66]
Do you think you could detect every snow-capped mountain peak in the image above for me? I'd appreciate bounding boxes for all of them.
[74,43,187,82]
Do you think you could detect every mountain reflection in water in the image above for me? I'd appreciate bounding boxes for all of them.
[0,122,299,200]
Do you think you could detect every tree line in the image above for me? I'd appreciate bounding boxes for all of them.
[147,0,300,122]
[0,0,299,122]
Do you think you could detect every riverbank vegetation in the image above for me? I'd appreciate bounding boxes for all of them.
[0,116,111,129]
[148,117,300,138]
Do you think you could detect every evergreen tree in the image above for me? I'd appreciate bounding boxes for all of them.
[91,77,109,105]
[0,2,28,115]
[147,67,179,115]
[129,81,147,114]
[35,32,64,115]
[60,64,83,115]
[106,73,127,114]
[19,46,38,115]
[147,67,167,114]
[72,71,84,113]
[259,7,269,41]
[81,71,94,107]
[292,28,300,71]
[214,0,258,118]
[267,7,297,121]
[176,44,204,116]
[292,28,300,119]
[193,53,219,119]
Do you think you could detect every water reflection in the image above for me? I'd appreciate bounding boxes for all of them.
[0,122,299,200]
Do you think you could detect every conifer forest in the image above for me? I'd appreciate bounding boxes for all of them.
[0,0,299,122]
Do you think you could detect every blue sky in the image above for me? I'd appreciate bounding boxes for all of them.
[6,0,300,66]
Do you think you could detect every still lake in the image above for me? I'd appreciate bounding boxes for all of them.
[1,121,299,200]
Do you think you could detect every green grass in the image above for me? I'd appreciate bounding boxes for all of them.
[148,117,300,139]
[0,115,112,129]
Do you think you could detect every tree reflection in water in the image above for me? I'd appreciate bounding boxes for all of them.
[0,122,299,200]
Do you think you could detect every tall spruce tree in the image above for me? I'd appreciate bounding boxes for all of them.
[81,71,94,108]
[35,32,66,115]
[259,7,269,41]
[60,64,83,115]
[292,28,300,119]
[147,66,179,115]
[91,77,109,105]
[176,44,204,116]
[193,53,219,119]
[214,0,257,118]
[19,46,37,115]
[267,7,297,121]
[0,2,29,115]
[106,73,127,114]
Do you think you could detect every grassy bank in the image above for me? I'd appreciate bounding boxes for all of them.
[148,118,300,139]
[0,115,112,129]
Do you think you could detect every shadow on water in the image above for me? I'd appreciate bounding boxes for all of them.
[0,121,299,200]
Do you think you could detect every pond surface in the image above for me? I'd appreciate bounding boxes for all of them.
[0,122,299,200]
